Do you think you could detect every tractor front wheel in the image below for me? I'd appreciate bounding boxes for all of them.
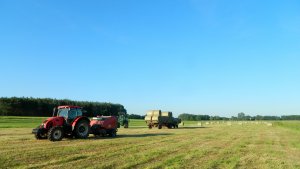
[48,127,64,141]
[74,120,90,139]
[35,128,47,139]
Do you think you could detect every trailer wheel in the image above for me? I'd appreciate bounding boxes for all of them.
[93,134,100,138]
[48,126,64,141]
[148,125,152,129]
[109,129,117,137]
[35,128,47,139]
[74,120,90,139]
[158,124,162,129]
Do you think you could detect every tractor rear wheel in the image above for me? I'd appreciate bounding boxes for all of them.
[48,127,64,141]
[35,128,47,139]
[74,120,90,139]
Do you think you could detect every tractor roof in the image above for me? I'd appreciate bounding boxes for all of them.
[57,105,82,109]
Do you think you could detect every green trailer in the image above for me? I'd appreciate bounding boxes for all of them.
[145,110,181,129]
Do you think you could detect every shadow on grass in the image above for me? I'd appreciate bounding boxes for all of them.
[87,133,173,140]
[177,126,208,129]
[124,126,208,129]
[118,133,173,138]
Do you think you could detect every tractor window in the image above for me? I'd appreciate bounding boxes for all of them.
[68,109,77,120]
[77,109,83,116]
[57,108,68,118]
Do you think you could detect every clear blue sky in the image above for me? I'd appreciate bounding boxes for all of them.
[0,0,300,117]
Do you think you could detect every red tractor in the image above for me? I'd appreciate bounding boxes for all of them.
[32,105,90,141]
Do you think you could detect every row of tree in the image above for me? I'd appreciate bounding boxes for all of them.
[231,112,300,121]
[178,113,229,121]
[178,112,300,121]
[1,97,299,120]
[127,114,145,119]
[0,97,126,117]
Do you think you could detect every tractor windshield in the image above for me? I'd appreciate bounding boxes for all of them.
[57,108,68,118]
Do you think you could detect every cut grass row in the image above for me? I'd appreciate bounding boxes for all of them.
[0,118,300,168]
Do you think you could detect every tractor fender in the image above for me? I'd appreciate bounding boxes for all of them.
[71,117,90,131]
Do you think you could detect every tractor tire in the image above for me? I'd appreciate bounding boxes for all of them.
[48,126,64,141]
[109,129,117,137]
[158,124,162,129]
[93,134,100,138]
[74,120,90,139]
[35,128,47,139]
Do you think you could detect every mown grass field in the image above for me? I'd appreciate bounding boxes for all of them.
[1,116,300,169]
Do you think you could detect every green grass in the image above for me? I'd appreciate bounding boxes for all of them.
[1,116,300,168]
[0,116,46,128]
[273,121,300,131]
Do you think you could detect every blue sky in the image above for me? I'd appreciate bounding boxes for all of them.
[0,0,300,117]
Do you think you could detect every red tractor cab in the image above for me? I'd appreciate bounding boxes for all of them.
[90,116,118,137]
[32,105,90,141]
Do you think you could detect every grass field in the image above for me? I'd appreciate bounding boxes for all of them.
[1,117,300,169]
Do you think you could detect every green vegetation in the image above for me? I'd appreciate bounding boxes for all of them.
[0,116,46,128]
[0,116,300,168]
[0,97,126,116]
[179,112,300,121]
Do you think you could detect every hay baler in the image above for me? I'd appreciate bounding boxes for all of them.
[90,116,118,137]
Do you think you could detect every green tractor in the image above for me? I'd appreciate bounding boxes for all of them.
[118,112,129,128]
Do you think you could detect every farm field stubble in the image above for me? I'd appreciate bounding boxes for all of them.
[0,116,300,169]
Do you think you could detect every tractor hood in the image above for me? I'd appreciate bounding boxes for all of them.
[42,116,65,129]
[45,116,64,123]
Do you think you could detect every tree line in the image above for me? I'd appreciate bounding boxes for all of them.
[178,112,300,121]
[178,113,229,121]
[128,114,144,119]
[0,97,126,117]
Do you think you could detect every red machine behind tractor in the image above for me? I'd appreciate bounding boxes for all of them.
[32,105,118,141]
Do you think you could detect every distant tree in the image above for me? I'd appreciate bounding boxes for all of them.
[128,114,144,119]
[0,97,126,117]
[231,116,238,121]
[281,115,300,120]
[237,112,246,120]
